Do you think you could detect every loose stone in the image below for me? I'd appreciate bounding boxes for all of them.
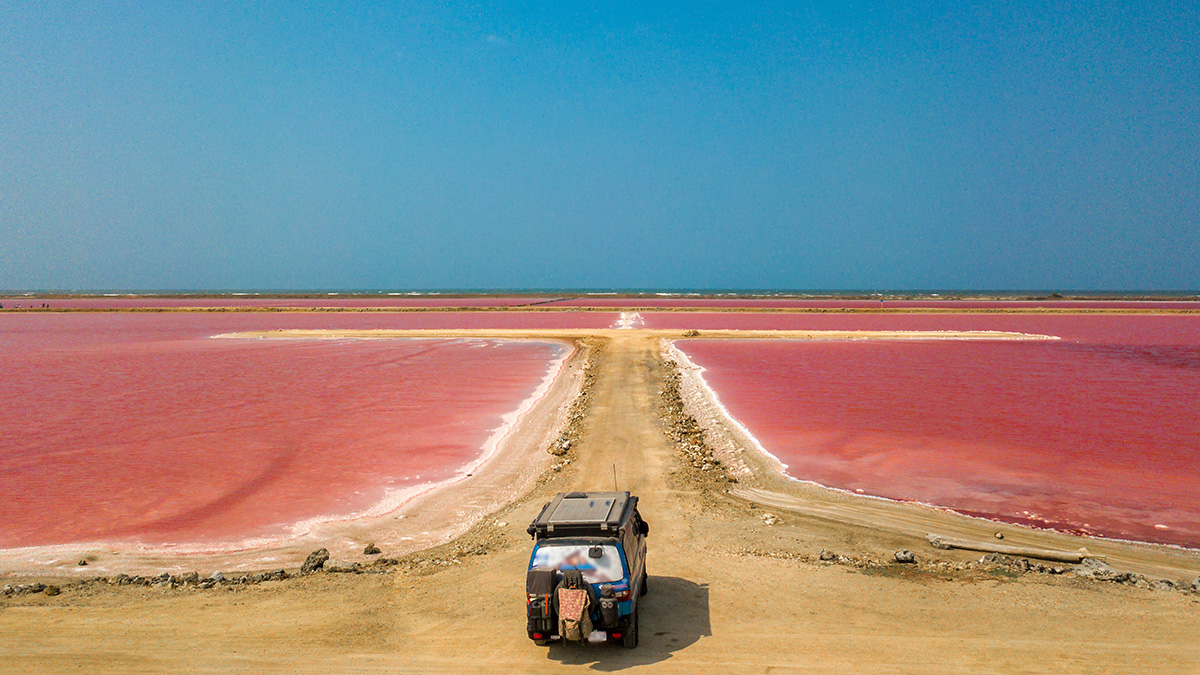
[1074,558,1117,581]
[324,560,358,573]
[301,548,330,574]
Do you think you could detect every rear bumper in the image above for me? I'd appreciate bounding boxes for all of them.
[528,615,631,642]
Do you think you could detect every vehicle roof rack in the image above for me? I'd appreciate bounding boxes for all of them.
[527,491,636,539]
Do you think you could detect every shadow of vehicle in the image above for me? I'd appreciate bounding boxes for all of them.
[543,575,711,671]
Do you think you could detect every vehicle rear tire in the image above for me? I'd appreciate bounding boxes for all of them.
[622,609,639,649]
[640,570,648,596]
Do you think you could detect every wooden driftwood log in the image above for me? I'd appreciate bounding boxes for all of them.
[926,534,1103,563]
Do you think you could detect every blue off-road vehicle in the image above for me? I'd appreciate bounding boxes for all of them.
[525,491,650,648]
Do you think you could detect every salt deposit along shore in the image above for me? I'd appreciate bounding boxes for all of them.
[3,326,1199,674]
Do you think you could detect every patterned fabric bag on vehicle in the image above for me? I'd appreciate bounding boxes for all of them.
[557,587,593,641]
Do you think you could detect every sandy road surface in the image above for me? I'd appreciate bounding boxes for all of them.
[3,332,1199,674]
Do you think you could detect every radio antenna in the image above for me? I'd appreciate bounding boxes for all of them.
[612,464,618,491]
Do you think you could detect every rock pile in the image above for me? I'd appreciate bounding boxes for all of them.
[0,568,294,595]
[300,557,398,576]
[547,344,601,461]
[0,547,416,599]
[1069,557,1194,591]
[723,547,1199,595]
[386,537,501,578]
[3,582,47,596]
[979,553,1067,575]
[659,360,730,489]
[100,569,290,589]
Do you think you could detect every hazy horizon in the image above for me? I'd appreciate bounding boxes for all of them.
[3,288,1198,297]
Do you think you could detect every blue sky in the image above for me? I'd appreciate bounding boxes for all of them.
[1,2,1196,291]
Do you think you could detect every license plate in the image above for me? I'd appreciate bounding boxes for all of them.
[587,631,607,643]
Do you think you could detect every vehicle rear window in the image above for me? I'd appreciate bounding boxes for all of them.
[531,544,624,584]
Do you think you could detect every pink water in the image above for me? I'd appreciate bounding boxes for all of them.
[0,310,618,344]
[676,314,1200,547]
[547,297,1200,310]
[0,313,583,549]
[0,296,552,309]
[642,311,1198,340]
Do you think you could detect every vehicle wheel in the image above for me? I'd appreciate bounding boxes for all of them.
[640,570,648,596]
[622,609,639,649]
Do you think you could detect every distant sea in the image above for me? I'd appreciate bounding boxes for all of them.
[2,289,1198,299]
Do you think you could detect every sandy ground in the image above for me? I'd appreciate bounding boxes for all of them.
[2,330,1199,674]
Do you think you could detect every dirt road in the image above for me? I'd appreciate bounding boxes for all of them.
[3,333,1199,674]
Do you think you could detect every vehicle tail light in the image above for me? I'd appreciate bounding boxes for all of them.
[615,589,631,601]
[611,632,622,639]
[532,633,544,639]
